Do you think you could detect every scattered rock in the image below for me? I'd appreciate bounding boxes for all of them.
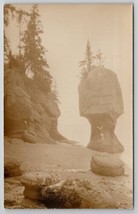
[4,159,22,178]
[21,172,59,201]
[92,153,124,169]
[91,160,125,177]
[90,151,125,177]
[41,179,117,208]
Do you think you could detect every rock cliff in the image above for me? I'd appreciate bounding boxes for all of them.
[4,68,66,144]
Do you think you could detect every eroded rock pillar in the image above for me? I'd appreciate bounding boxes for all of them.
[78,67,125,176]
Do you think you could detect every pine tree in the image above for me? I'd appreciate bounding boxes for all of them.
[4,4,30,67]
[16,9,30,56]
[4,4,16,63]
[51,81,60,103]
[95,49,106,67]
[79,40,95,78]
[22,4,52,92]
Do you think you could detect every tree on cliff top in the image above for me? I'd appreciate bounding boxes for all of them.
[79,41,106,79]
[79,40,95,78]
[4,4,30,68]
[22,4,52,92]
[95,49,106,67]
[4,4,16,63]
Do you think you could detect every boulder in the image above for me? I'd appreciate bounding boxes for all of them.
[90,151,125,176]
[91,161,124,177]
[4,158,22,177]
[21,172,58,201]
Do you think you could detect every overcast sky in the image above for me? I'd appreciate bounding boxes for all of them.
[7,4,133,155]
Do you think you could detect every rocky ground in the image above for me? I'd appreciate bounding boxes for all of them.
[4,137,133,209]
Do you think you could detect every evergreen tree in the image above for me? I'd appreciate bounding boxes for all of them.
[4,4,30,67]
[22,4,52,92]
[51,81,60,103]
[4,4,16,63]
[79,40,95,78]
[16,9,30,56]
[95,49,106,67]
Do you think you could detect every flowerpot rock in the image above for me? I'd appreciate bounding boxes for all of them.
[78,67,125,176]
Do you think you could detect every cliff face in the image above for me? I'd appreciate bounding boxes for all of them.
[4,68,66,144]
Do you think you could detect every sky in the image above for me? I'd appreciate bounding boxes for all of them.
[6,4,133,157]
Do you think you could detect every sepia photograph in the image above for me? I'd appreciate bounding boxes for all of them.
[4,3,133,209]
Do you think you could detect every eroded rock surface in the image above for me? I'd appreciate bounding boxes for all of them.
[4,158,22,178]
[4,69,66,144]
[21,172,58,201]
[78,67,124,119]
[41,179,119,208]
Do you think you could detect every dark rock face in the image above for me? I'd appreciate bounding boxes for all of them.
[78,67,125,176]
[41,179,117,208]
[4,158,22,177]
[41,180,82,208]
[4,69,66,144]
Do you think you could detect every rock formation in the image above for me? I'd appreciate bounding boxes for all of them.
[4,158,22,177]
[4,68,66,144]
[41,179,117,208]
[78,67,125,176]
[21,172,58,201]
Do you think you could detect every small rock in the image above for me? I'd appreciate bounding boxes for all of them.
[90,153,125,176]
[4,159,22,178]
[21,172,58,201]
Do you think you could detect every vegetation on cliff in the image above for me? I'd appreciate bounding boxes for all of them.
[4,4,64,143]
